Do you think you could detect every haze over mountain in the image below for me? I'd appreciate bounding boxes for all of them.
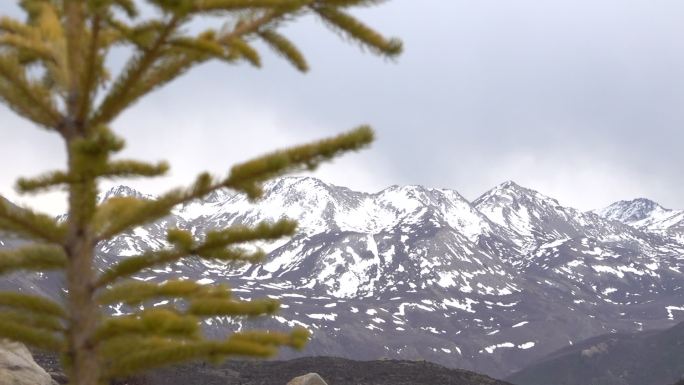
[1,177,682,378]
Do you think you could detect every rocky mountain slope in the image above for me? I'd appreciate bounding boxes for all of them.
[1,177,683,378]
[507,320,684,385]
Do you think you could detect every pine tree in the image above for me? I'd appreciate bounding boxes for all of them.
[0,1,401,384]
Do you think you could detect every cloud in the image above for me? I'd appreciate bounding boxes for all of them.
[1,0,684,215]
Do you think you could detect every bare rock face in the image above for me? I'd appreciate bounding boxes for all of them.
[0,340,56,385]
[286,373,329,385]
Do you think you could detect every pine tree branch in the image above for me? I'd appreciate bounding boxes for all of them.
[0,318,64,351]
[201,219,297,249]
[0,244,67,274]
[95,246,264,288]
[92,2,390,127]
[0,55,62,129]
[223,125,374,199]
[95,220,296,288]
[91,15,181,126]
[189,0,309,13]
[99,335,181,362]
[104,18,166,50]
[94,309,201,343]
[196,247,266,264]
[93,174,212,241]
[96,280,231,306]
[105,49,203,112]
[102,328,308,378]
[219,9,283,42]
[92,6,287,127]
[16,160,168,193]
[258,29,308,72]
[105,339,273,378]
[95,249,185,288]
[0,310,65,332]
[225,37,261,66]
[103,160,170,178]
[229,327,309,350]
[318,0,388,7]
[0,34,54,61]
[0,16,33,37]
[48,126,129,199]
[112,0,139,18]
[188,297,280,317]
[0,197,67,244]
[16,171,73,193]
[0,291,66,318]
[102,336,282,378]
[168,35,228,58]
[311,5,402,57]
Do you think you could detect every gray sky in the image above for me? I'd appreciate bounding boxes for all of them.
[2,0,684,215]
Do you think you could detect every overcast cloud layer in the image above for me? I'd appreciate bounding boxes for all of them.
[1,0,683,214]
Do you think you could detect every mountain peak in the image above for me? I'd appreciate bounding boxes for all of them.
[595,198,664,222]
[100,185,152,203]
[269,176,336,194]
[494,181,550,198]
[498,180,522,189]
[622,197,661,208]
[472,181,586,250]
[379,184,432,195]
[475,181,560,208]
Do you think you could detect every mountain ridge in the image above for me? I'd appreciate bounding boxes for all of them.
[2,177,682,378]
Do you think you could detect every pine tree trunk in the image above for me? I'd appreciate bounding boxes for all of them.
[64,134,100,385]
[64,2,97,376]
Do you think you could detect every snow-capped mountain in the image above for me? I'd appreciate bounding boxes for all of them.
[99,185,154,203]
[1,177,683,379]
[596,198,684,238]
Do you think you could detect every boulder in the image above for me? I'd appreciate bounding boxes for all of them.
[0,340,56,385]
[286,372,329,385]
[48,371,69,384]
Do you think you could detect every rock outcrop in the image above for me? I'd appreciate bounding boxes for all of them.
[287,373,329,385]
[0,340,56,385]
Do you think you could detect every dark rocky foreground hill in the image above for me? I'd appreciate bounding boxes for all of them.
[507,321,684,385]
[34,354,512,385]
